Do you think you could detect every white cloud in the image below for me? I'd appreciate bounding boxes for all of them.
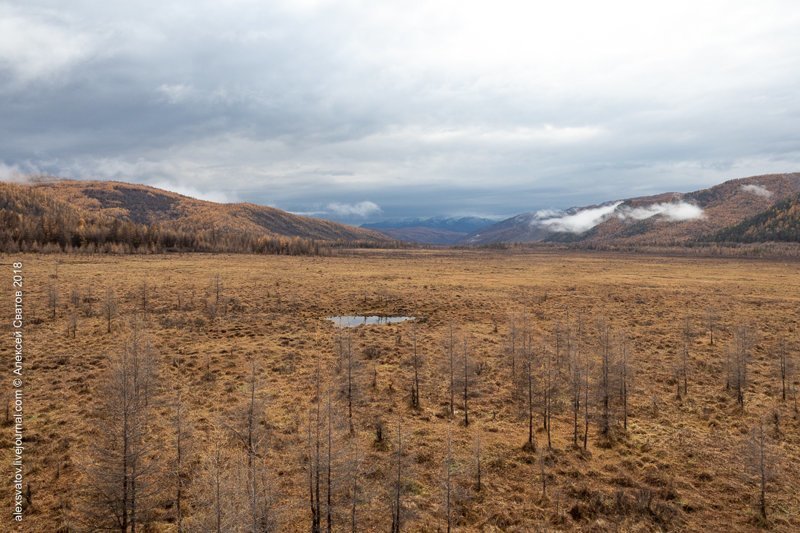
[0,162,30,182]
[2,1,800,218]
[0,5,95,83]
[617,201,704,222]
[538,202,622,233]
[156,83,194,104]
[740,183,773,198]
[381,124,606,146]
[326,201,382,217]
[535,200,704,233]
[150,181,236,203]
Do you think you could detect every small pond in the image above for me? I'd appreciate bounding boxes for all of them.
[327,315,414,327]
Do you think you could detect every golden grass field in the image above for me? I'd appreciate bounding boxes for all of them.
[2,250,799,532]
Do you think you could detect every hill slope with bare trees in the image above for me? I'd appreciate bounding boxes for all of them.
[0,179,391,254]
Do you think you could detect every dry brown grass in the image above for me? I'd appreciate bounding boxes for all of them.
[2,249,799,532]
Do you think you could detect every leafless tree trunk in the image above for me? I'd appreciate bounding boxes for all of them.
[791,377,799,417]
[777,337,788,401]
[326,389,333,533]
[523,337,537,452]
[706,308,718,346]
[473,433,482,493]
[620,334,630,432]
[308,410,317,533]
[543,342,555,450]
[172,392,191,533]
[349,435,360,533]
[598,321,612,438]
[569,322,583,447]
[729,325,753,409]
[448,325,456,417]
[390,418,403,533]
[140,279,148,318]
[48,283,58,319]
[83,286,95,317]
[248,364,260,532]
[554,320,561,368]
[70,286,80,307]
[374,416,384,444]
[745,419,774,522]
[209,432,226,533]
[508,316,518,388]
[680,316,691,397]
[410,325,421,410]
[340,333,356,435]
[104,287,118,334]
[444,427,453,533]
[539,450,547,500]
[310,358,322,533]
[68,311,78,338]
[230,360,271,532]
[583,346,590,451]
[214,273,222,311]
[463,338,470,427]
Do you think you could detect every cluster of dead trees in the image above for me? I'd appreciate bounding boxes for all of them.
[506,314,634,451]
[0,215,338,255]
[78,319,276,532]
[47,279,797,531]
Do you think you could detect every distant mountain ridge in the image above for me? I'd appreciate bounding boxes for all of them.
[465,173,800,246]
[364,216,495,233]
[4,172,800,252]
[362,216,496,244]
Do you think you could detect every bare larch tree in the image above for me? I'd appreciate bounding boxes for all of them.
[229,360,271,532]
[410,325,421,410]
[542,341,556,450]
[48,283,58,319]
[171,391,192,533]
[776,336,790,401]
[619,332,631,432]
[705,307,719,346]
[103,287,118,334]
[309,358,322,533]
[85,320,158,532]
[390,417,403,533]
[678,316,691,398]
[473,433,482,493]
[569,318,584,447]
[347,433,360,532]
[598,320,613,438]
[522,332,537,453]
[744,419,775,522]
[443,426,453,533]
[462,338,470,427]
[728,325,754,409]
[447,324,457,417]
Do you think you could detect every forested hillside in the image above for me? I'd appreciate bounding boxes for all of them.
[707,193,800,243]
[466,173,800,246]
[0,180,392,254]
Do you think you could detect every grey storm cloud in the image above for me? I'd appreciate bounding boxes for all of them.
[2,0,800,221]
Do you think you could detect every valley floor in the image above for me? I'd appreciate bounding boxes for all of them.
[1,249,799,531]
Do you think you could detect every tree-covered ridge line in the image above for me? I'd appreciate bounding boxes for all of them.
[0,181,396,255]
[705,193,800,243]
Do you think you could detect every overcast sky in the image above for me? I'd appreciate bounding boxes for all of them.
[2,1,799,222]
